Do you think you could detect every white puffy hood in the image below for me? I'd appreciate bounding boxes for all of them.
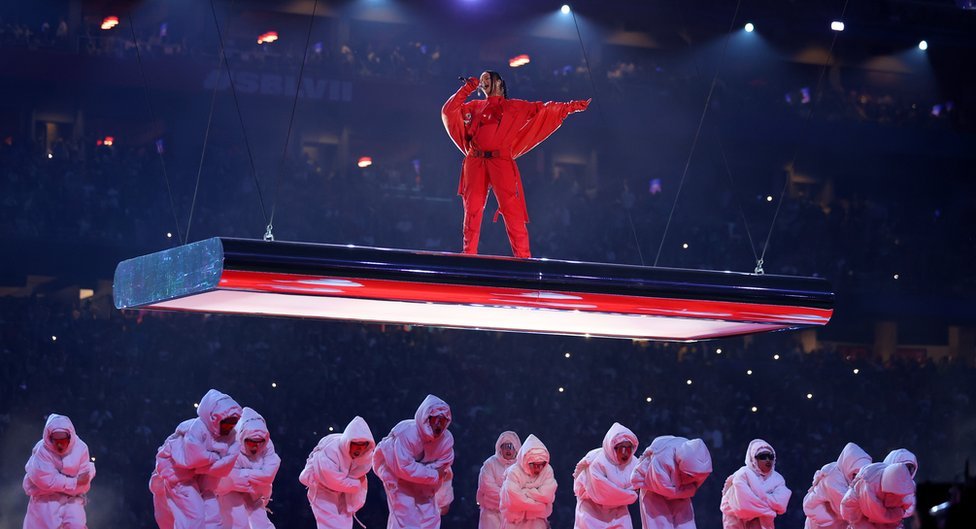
[517,434,550,474]
[676,438,713,478]
[837,442,872,483]
[237,407,274,457]
[883,449,918,479]
[602,422,639,466]
[745,438,776,475]
[414,394,452,441]
[197,389,242,438]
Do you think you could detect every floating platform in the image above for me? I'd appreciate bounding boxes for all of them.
[113,237,833,341]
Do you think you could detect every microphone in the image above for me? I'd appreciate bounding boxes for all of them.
[458,76,466,83]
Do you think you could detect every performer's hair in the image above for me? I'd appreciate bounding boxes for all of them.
[485,70,507,98]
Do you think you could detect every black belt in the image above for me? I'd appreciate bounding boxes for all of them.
[469,149,501,159]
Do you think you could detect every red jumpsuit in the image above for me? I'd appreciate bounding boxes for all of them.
[441,78,589,258]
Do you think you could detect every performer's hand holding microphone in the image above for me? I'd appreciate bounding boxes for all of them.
[458,75,480,90]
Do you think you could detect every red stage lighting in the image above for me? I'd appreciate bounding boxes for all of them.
[509,54,531,68]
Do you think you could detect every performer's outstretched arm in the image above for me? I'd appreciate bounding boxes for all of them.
[512,98,590,120]
[508,98,591,160]
[441,77,480,153]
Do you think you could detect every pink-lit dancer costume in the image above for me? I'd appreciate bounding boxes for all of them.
[216,407,280,529]
[442,77,589,258]
[300,416,375,529]
[372,395,455,529]
[478,431,522,529]
[22,414,95,529]
[573,422,640,529]
[720,439,791,529]
[150,389,242,529]
[630,436,712,529]
[803,442,872,529]
[881,449,918,519]
[840,462,915,529]
[499,435,557,529]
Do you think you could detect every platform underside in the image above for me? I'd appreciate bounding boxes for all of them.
[114,238,833,341]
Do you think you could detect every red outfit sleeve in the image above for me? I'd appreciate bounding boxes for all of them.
[442,79,479,154]
[508,99,589,159]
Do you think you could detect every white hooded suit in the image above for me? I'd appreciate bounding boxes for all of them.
[216,407,281,529]
[150,389,243,529]
[372,395,455,529]
[840,462,915,529]
[719,439,791,529]
[22,414,96,529]
[500,434,557,529]
[300,416,376,529]
[881,449,918,518]
[573,422,640,529]
[478,431,522,529]
[802,442,872,529]
[631,436,712,529]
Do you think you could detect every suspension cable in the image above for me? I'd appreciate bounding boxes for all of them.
[264,0,319,242]
[208,0,270,235]
[571,10,645,266]
[185,24,232,242]
[127,15,184,244]
[653,0,743,267]
[757,0,851,274]
[716,133,760,265]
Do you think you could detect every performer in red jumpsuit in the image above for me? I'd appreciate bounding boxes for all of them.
[442,71,590,258]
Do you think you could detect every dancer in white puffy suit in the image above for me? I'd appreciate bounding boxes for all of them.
[881,449,918,519]
[150,389,242,529]
[478,431,522,529]
[630,436,712,529]
[216,407,281,529]
[373,395,455,529]
[299,416,375,529]
[840,462,915,529]
[499,434,557,529]
[22,414,96,529]
[803,442,872,529]
[573,422,640,529]
[719,439,791,529]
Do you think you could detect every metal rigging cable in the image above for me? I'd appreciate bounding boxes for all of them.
[653,0,744,267]
[185,5,236,243]
[208,0,270,235]
[127,15,185,245]
[757,0,851,274]
[264,0,320,242]
[570,10,646,266]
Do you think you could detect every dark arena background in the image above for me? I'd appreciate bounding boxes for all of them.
[1,0,975,528]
